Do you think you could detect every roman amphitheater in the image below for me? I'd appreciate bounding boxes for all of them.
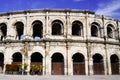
[0,9,119,75]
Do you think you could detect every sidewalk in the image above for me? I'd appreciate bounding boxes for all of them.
[0,74,120,80]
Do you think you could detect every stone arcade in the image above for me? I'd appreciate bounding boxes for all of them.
[0,9,119,75]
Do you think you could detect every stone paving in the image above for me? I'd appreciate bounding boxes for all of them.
[0,74,120,80]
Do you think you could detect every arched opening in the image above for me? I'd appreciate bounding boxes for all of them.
[12,52,22,64]
[91,22,100,37]
[72,53,85,75]
[0,53,4,73]
[32,20,43,40]
[52,20,63,35]
[0,23,7,41]
[110,54,119,74]
[107,24,113,38]
[15,22,24,40]
[30,52,43,75]
[9,52,23,73]
[93,54,104,75]
[72,21,83,36]
[51,53,64,75]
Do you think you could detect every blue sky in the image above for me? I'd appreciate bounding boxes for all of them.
[0,0,120,19]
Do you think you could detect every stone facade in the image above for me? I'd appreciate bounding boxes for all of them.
[0,9,119,75]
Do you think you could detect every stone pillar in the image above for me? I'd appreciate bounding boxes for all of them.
[0,30,3,40]
[64,56,67,75]
[3,49,13,74]
[3,64,6,74]
[105,44,111,75]
[65,43,68,75]
[24,12,32,40]
[103,59,107,75]
[6,15,15,40]
[88,58,93,75]
[119,59,120,74]
[9,28,16,40]
[70,58,73,75]
[103,17,107,38]
[45,56,51,75]
[118,22,120,39]
[85,58,88,75]
[42,57,45,75]
[85,13,91,75]
[87,42,92,75]
[45,11,49,38]
[22,55,25,71]
[86,13,90,39]
[44,42,50,75]
[66,11,71,39]
[67,51,73,75]
[26,56,31,75]
[3,56,8,74]
[83,16,86,39]
[107,55,111,75]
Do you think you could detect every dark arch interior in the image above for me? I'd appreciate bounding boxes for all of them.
[91,26,98,37]
[31,52,43,62]
[93,54,103,63]
[91,23,99,37]
[0,53,4,62]
[12,52,22,62]
[52,20,63,35]
[72,53,84,62]
[0,23,7,40]
[0,53,4,69]
[110,54,119,63]
[107,26,112,38]
[52,53,64,62]
[72,21,82,36]
[32,21,43,39]
[15,22,24,40]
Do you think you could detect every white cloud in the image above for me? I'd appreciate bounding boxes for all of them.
[95,0,120,17]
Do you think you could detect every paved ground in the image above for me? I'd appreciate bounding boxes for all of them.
[0,74,120,80]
